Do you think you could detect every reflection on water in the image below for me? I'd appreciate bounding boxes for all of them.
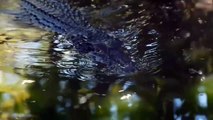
[0,8,51,119]
[0,70,30,120]
[0,0,213,120]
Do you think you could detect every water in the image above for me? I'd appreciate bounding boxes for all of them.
[0,0,213,120]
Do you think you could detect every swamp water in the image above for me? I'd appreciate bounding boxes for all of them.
[0,0,213,120]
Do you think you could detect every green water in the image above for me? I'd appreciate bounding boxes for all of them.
[0,0,213,120]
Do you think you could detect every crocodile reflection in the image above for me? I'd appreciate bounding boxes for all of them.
[16,0,161,76]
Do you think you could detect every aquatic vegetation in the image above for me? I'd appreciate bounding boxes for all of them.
[0,70,31,120]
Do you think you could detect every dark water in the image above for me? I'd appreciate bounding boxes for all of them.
[0,0,213,120]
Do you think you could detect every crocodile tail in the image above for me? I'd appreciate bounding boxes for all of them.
[16,0,91,34]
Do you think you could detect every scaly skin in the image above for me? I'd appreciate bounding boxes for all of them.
[16,0,160,75]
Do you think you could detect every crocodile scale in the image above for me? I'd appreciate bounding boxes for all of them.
[16,0,161,75]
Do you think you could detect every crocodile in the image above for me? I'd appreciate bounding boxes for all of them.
[16,0,161,75]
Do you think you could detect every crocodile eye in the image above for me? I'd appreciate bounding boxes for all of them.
[78,42,94,53]
[70,36,75,39]
[111,39,123,48]
[94,43,108,53]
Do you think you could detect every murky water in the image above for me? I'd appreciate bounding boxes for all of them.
[0,0,213,120]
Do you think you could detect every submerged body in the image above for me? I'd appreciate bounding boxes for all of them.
[17,0,161,75]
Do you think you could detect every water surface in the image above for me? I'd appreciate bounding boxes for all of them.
[0,0,213,120]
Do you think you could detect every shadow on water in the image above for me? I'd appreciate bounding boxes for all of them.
[0,0,213,120]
